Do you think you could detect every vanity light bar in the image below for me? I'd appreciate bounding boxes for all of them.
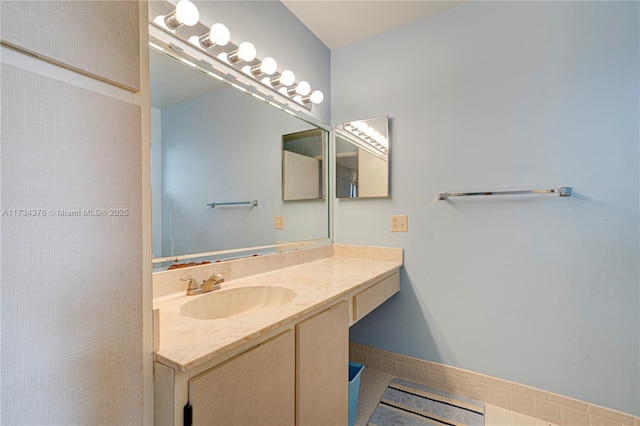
[344,121,388,152]
[335,127,388,161]
[153,0,200,31]
[148,34,304,122]
[150,0,324,111]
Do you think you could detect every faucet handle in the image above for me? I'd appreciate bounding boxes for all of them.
[210,272,225,283]
[180,276,199,291]
[210,272,224,290]
[201,271,224,291]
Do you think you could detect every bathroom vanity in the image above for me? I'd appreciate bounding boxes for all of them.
[153,244,402,426]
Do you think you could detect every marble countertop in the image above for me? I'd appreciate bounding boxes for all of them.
[153,245,402,372]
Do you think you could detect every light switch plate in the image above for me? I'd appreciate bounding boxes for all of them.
[274,215,285,230]
[390,215,408,232]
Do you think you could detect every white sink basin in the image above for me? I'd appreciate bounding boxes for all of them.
[179,286,296,320]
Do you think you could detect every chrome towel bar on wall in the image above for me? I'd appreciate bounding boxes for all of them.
[206,200,258,208]
[437,187,572,200]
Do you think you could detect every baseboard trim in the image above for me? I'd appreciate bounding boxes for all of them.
[350,342,639,426]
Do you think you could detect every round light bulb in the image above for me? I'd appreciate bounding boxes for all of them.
[237,42,256,62]
[280,70,295,87]
[309,90,324,104]
[175,0,199,26]
[260,57,278,75]
[210,23,230,46]
[295,81,311,96]
[278,87,289,96]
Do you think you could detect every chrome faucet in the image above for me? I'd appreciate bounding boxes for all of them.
[181,272,225,296]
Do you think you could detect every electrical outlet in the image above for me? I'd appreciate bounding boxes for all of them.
[274,215,285,230]
[390,215,408,232]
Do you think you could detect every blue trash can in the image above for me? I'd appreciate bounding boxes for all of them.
[348,361,365,426]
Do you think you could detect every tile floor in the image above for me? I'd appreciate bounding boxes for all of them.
[355,368,560,426]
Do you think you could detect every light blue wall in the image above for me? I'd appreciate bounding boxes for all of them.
[332,1,639,415]
[192,0,330,124]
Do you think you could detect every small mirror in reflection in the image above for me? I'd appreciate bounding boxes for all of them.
[282,129,326,201]
[335,116,389,198]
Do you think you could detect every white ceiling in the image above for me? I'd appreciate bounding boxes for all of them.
[280,0,465,49]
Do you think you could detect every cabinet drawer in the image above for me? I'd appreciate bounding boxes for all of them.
[353,272,399,322]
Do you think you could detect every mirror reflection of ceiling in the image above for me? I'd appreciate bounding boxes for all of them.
[150,48,226,109]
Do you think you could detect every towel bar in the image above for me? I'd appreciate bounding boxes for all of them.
[207,200,258,208]
[438,187,572,200]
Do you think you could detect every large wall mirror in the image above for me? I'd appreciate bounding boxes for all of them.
[150,47,329,269]
[335,116,390,198]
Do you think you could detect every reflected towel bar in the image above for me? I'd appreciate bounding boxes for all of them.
[207,200,258,208]
[437,187,572,200]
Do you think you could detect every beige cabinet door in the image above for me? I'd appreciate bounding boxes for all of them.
[296,301,349,425]
[189,330,295,425]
